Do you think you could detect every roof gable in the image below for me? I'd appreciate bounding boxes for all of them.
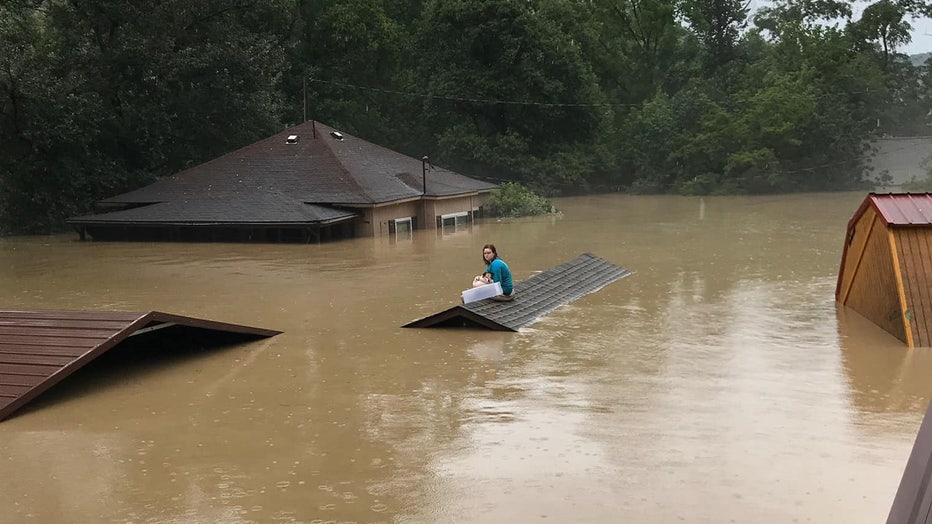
[100,121,497,207]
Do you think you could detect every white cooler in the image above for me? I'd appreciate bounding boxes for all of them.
[461,282,503,304]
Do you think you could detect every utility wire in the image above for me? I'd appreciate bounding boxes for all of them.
[307,77,932,176]
[307,78,636,108]
[308,77,931,109]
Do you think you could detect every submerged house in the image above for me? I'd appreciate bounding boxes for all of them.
[68,121,497,242]
[836,193,932,348]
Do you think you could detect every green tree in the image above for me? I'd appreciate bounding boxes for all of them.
[849,0,912,70]
[286,0,412,145]
[412,0,613,194]
[678,0,751,70]
[582,0,681,103]
[0,0,291,233]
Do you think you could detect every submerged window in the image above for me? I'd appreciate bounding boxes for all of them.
[439,212,469,234]
[391,217,413,241]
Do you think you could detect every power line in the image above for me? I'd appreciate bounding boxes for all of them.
[307,78,635,108]
[308,77,928,110]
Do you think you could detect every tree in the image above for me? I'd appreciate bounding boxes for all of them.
[678,0,751,70]
[849,0,912,70]
[582,0,681,103]
[286,0,411,144]
[0,0,292,233]
[411,0,613,193]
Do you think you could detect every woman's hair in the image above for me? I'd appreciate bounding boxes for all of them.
[482,244,498,264]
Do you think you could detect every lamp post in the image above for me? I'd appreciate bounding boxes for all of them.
[422,156,429,195]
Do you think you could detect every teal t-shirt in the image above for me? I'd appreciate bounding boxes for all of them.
[486,258,513,295]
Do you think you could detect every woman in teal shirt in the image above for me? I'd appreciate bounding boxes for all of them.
[480,244,514,300]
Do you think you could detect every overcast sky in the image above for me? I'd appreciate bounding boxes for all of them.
[905,16,932,55]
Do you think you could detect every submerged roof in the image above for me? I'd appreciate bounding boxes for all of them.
[403,253,632,331]
[850,193,932,228]
[0,309,280,422]
[69,121,497,226]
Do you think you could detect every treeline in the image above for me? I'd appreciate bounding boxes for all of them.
[2,0,931,233]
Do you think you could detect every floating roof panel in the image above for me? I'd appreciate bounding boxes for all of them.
[403,253,632,331]
[0,309,280,422]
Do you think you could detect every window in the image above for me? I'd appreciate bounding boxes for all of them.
[390,217,413,241]
[439,212,470,234]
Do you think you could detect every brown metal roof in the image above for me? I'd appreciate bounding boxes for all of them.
[0,309,280,422]
[849,193,932,228]
[403,253,632,331]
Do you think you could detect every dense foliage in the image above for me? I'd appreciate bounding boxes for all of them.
[3,0,932,233]
[486,182,557,217]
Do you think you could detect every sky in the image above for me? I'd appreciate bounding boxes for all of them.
[906,16,932,55]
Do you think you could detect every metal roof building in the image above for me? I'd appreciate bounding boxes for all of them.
[836,193,932,347]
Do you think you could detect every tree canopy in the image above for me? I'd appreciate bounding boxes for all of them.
[2,0,931,233]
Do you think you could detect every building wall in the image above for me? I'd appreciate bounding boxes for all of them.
[367,201,421,237]
[355,194,491,238]
[840,208,907,344]
[893,227,932,347]
[868,137,932,186]
[425,194,490,229]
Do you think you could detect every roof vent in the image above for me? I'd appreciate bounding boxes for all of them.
[286,135,299,144]
[330,131,344,141]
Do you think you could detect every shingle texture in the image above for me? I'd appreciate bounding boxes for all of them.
[403,254,632,331]
[69,121,497,226]
[70,195,355,224]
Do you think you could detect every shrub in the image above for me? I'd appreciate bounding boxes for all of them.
[485,182,557,217]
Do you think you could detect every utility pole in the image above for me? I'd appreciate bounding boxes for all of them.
[421,156,429,231]
[422,156,429,195]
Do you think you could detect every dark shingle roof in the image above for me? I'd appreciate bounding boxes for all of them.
[70,121,497,226]
[403,254,633,331]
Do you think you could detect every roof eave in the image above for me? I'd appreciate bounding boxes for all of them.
[68,218,357,227]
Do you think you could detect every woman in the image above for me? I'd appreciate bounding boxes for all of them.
[476,244,514,301]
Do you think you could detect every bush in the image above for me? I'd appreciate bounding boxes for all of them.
[485,182,557,217]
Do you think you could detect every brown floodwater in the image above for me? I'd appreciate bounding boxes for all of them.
[1,191,931,523]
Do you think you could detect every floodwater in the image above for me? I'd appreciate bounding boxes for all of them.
[1,192,931,523]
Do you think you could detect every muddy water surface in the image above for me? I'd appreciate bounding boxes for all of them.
[1,192,931,523]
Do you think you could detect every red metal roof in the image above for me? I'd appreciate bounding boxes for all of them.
[870,193,932,225]
[0,310,280,422]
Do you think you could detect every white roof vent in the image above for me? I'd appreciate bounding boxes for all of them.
[330,131,344,140]
[286,135,299,144]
